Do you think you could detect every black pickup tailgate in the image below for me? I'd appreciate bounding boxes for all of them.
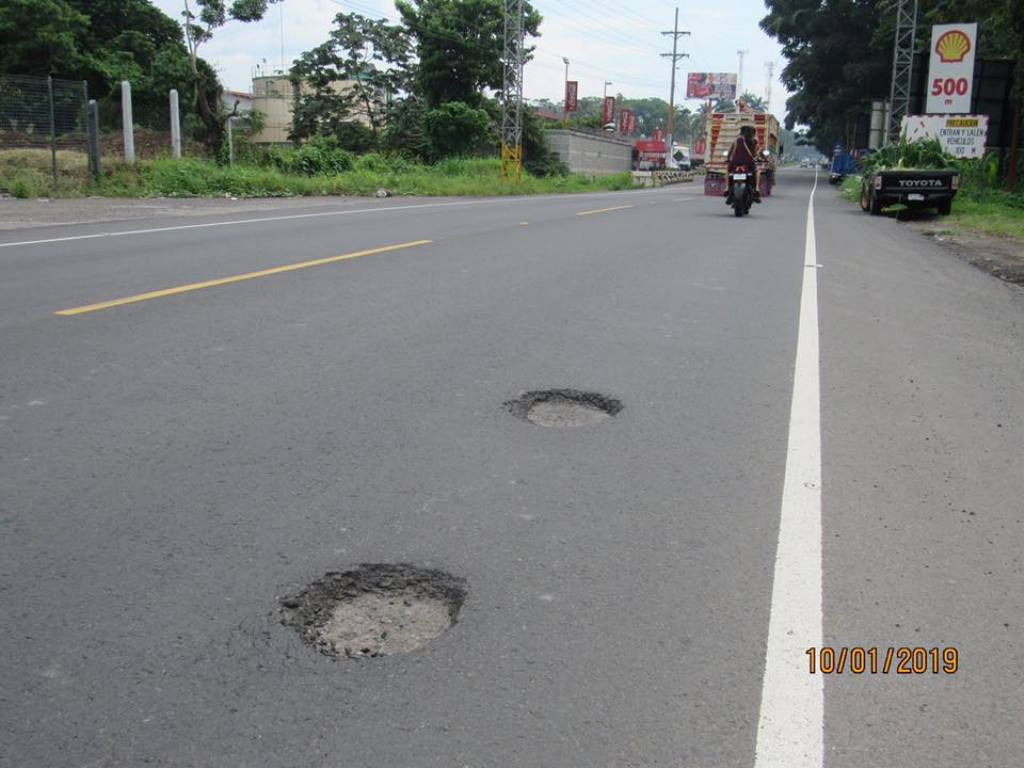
[876,169,959,201]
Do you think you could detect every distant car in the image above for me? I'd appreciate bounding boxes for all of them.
[800,159,810,168]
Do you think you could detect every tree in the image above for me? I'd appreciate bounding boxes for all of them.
[182,0,282,151]
[761,0,891,151]
[762,0,1022,165]
[291,12,411,142]
[395,0,541,107]
[421,100,493,158]
[0,0,214,134]
[0,0,89,77]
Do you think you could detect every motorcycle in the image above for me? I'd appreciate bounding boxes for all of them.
[727,164,753,217]
[725,149,771,217]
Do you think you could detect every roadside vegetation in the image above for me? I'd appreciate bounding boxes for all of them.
[0,0,650,200]
[838,140,1024,241]
[0,146,635,199]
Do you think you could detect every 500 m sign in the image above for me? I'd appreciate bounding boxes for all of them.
[925,23,977,113]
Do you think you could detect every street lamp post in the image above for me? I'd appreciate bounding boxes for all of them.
[562,57,570,128]
[604,80,613,100]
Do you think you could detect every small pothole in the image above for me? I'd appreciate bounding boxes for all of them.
[280,564,466,659]
[505,389,623,427]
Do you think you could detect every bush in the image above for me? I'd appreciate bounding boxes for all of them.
[421,101,495,161]
[382,97,427,158]
[331,122,379,154]
[354,152,417,174]
[522,111,568,177]
[264,135,354,176]
[10,177,33,199]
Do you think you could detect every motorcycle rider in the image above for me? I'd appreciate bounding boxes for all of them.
[726,124,762,204]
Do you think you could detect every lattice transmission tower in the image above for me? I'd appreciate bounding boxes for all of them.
[887,0,918,143]
[501,0,525,184]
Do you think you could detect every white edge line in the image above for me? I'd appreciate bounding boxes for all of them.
[0,188,671,249]
[753,168,824,768]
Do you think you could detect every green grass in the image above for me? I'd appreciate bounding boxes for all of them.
[836,169,1024,241]
[946,191,1024,240]
[840,175,862,204]
[0,150,637,199]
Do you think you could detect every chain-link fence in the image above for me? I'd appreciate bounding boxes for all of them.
[0,74,99,191]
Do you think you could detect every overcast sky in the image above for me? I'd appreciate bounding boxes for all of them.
[153,0,790,114]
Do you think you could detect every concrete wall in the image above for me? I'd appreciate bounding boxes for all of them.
[546,130,633,176]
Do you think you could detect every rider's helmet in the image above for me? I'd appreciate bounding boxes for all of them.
[740,124,756,143]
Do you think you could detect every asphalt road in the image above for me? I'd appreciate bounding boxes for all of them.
[1,171,1022,768]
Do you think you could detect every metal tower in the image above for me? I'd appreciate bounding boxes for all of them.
[501,0,525,184]
[887,0,918,143]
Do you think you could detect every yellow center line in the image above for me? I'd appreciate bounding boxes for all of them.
[575,204,635,217]
[55,239,432,316]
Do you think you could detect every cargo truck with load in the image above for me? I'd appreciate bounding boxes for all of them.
[703,109,780,198]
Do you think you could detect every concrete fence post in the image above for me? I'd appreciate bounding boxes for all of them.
[47,76,58,188]
[121,80,135,165]
[169,89,181,159]
[87,100,101,180]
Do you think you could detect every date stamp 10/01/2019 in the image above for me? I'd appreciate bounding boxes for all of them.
[806,646,959,675]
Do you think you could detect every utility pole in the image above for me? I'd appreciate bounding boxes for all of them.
[501,0,526,184]
[661,7,689,142]
[604,81,613,100]
[887,0,918,144]
[737,49,749,97]
[764,61,775,113]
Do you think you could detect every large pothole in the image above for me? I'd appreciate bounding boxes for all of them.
[280,564,466,659]
[505,389,623,427]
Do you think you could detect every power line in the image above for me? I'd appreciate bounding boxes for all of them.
[308,1,667,94]
[542,0,663,53]
[533,49,662,88]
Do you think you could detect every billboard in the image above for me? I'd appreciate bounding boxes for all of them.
[565,81,579,112]
[925,23,978,113]
[902,114,988,158]
[603,96,616,125]
[686,72,737,100]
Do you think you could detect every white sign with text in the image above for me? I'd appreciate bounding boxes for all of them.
[902,115,989,158]
[925,23,978,113]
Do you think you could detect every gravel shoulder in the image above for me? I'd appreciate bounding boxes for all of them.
[911,221,1024,285]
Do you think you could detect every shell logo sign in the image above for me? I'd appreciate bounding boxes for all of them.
[935,29,971,63]
[925,23,977,114]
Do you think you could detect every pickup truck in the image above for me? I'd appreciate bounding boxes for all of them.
[859,168,960,216]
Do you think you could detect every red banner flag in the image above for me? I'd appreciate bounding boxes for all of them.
[603,96,615,125]
[618,108,629,133]
[564,81,579,113]
[626,111,636,135]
